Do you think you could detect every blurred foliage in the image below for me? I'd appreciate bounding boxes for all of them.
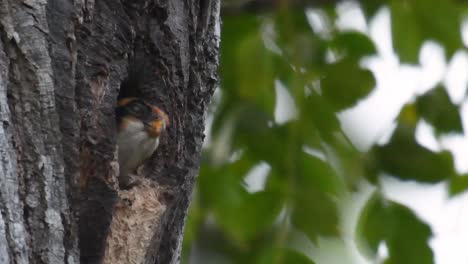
[389,0,463,63]
[182,1,468,263]
[416,85,463,135]
[357,192,434,264]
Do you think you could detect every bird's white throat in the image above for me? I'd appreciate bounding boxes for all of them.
[117,119,160,177]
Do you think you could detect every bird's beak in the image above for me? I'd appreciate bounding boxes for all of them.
[145,106,169,138]
[151,106,169,127]
[146,120,164,138]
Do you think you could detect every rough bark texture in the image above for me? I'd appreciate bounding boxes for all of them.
[0,0,219,263]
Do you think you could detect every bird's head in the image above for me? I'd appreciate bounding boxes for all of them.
[116,98,169,138]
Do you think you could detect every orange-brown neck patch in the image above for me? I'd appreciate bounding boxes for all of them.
[149,106,169,127]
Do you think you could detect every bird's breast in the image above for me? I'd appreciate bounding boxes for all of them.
[117,119,159,176]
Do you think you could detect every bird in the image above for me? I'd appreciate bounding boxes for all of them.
[115,97,169,189]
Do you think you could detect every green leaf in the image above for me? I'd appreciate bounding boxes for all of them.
[234,190,284,241]
[357,193,434,264]
[291,194,340,241]
[448,174,468,196]
[416,85,463,134]
[291,155,342,241]
[293,33,327,69]
[274,10,327,69]
[360,0,384,18]
[384,203,433,264]
[257,247,316,264]
[304,93,341,141]
[199,158,253,211]
[321,59,376,111]
[356,193,388,253]
[329,31,377,60]
[274,9,313,46]
[328,134,366,188]
[373,124,456,183]
[220,16,275,113]
[299,154,343,195]
[199,158,284,242]
[211,102,283,167]
[234,108,289,171]
[272,53,296,88]
[236,32,276,112]
[220,15,260,92]
[390,0,463,63]
[397,104,419,127]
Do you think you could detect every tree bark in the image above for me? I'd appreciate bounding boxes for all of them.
[0,0,219,263]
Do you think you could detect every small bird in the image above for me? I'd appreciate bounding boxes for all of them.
[115,97,169,188]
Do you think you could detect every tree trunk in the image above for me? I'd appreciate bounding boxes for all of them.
[0,0,219,263]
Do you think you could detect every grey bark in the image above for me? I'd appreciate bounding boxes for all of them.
[0,0,219,263]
